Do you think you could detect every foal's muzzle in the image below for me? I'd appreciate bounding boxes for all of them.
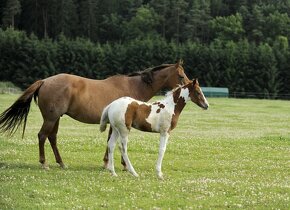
[199,101,209,110]
[203,104,209,110]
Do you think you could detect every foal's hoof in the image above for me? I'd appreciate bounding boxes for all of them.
[157,172,164,180]
[103,162,109,169]
[111,172,118,177]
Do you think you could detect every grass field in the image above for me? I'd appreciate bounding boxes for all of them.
[0,94,289,209]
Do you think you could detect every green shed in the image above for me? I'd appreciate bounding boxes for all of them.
[201,87,229,97]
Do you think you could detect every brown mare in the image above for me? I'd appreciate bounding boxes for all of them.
[0,60,190,169]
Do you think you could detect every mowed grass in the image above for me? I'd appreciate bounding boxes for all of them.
[0,94,289,209]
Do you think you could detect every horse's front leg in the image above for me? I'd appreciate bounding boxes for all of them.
[156,132,170,180]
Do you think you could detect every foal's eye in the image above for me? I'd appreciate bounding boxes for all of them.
[179,75,184,79]
[195,89,201,95]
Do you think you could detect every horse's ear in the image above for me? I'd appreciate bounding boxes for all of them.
[175,59,183,68]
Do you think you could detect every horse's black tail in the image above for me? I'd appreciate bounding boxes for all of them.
[0,80,44,138]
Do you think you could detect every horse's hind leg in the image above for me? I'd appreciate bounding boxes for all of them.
[48,119,65,168]
[38,120,57,169]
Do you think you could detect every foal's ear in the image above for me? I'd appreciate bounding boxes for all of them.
[192,78,199,85]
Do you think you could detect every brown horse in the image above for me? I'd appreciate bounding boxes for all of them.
[0,60,190,169]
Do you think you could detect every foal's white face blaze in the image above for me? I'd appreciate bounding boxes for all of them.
[189,79,209,110]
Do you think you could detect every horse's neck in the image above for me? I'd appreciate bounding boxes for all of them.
[129,68,174,101]
[129,77,156,101]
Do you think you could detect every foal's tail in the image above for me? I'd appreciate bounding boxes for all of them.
[100,105,110,132]
[0,80,44,138]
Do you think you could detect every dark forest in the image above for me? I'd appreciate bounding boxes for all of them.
[1,0,290,98]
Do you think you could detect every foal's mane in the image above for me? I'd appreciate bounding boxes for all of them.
[165,84,182,97]
[128,64,174,85]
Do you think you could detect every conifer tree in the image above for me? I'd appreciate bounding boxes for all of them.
[2,0,21,29]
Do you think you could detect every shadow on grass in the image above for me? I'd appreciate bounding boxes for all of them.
[0,161,106,172]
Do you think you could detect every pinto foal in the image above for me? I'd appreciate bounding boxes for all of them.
[100,79,209,179]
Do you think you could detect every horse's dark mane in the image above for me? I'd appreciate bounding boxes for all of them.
[128,64,174,85]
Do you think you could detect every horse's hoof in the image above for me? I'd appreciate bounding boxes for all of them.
[41,164,49,170]
[122,167,128,171]
[59,163,67,169]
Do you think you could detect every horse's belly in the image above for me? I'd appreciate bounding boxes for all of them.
[66,112,101,124]
[66,103,103,124]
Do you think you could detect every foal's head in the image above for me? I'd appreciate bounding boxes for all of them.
[187,79,209,110]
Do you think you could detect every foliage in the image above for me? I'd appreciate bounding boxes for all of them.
[1,0,21,28]
[1,0,290,98]
[0,28,290,98]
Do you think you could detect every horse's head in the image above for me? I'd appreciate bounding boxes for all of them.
[188,79,209,110]
[166,59,191,88]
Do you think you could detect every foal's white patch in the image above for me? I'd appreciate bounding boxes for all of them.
[180,87,190,101]
[106,97,139,130]
[146,95,178,133]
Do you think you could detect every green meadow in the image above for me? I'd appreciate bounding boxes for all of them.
[0,94,289,209]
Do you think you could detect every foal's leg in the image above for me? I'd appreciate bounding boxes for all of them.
[48,119,65,168]
[103,127,127,170]
[103,127,112,169]
[156,132,170,180]
[107,129,119,176]
[38,120,58,170]
[119,133,139,177]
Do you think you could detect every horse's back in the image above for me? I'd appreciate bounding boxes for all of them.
[36,73,146,124]
[37,74,107,123]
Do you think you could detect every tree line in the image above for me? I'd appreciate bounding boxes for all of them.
[0,0,290,98]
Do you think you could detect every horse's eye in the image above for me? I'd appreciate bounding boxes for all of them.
[179,75,184,79]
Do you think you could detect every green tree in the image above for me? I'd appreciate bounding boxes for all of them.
[79,0,98,41]
[265,11,290,40]
[53,0,78,38]
[185,0,211,42]
[2,0,21,29]
[210,0,228,17]
[99,13,123,42]
[168,0,189,43]
[209,13,244,41]
[273,36,290,96]
[249,43,281,98]
[149,0,170,38]
[123,5,159,40]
